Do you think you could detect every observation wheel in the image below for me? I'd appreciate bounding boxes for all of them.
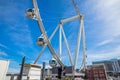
[26,0,87,77]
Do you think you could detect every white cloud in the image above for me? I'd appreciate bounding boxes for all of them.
[87,45,120,63]
[8,67,20,73]
[82,0,120,40]
[45,0,120,66]
[81,0,120,63]
[0,1,38,64]
[0,0,33,48]
[8,24,33,48]
[18,51,27,57]
[96,38,113,47]
[93,0,120,38]
[8,60,20,73]
[1,0,120,68]
[0,49,7,56]
[61,0,120,66]
[0,43,9,49]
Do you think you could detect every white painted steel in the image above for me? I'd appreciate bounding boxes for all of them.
[74,18,82,70]
[60,15,80,24]
[59,24,62,59]
[32,0,64,67]
[30,0,87,77]
[81,16,87,71]
[34,24,60,64]
[71,0,87,72]
[60,25,73,66]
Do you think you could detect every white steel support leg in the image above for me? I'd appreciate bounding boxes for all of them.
[59,24,62,60]
[49,24,60,40]
[74,18,82,70]
[60,25,73,66]
[34,24,60,64]
[81,16,87,71]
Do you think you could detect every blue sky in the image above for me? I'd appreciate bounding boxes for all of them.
[0,0,120,72]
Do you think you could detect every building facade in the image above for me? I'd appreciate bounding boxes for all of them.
[23,64,42,80]
[93,59,120,73]
[86,64,107,80]
[0,59,9,80]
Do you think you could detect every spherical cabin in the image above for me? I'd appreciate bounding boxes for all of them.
[26,8,35,19]
[49,59,57,67]
[36,37,46,46]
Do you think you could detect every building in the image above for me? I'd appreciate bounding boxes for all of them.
[5,64,43,80]
[44,68,52,79]
[6,73,27,80]
[51,66,85,80]
[93,59,120,79]
[0,59,9,80]
[85,64,107,80]
[93,59,120,73]
[23,64,42,80]
[118,59,120,68]
[51,66,73,79]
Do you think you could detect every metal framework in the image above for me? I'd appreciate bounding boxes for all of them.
[32,0,64,67]
[27,0,87,76]
[71,0,87,72]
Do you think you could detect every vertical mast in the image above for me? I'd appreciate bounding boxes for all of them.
[59,24,62,60]
[81,17,87,71]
